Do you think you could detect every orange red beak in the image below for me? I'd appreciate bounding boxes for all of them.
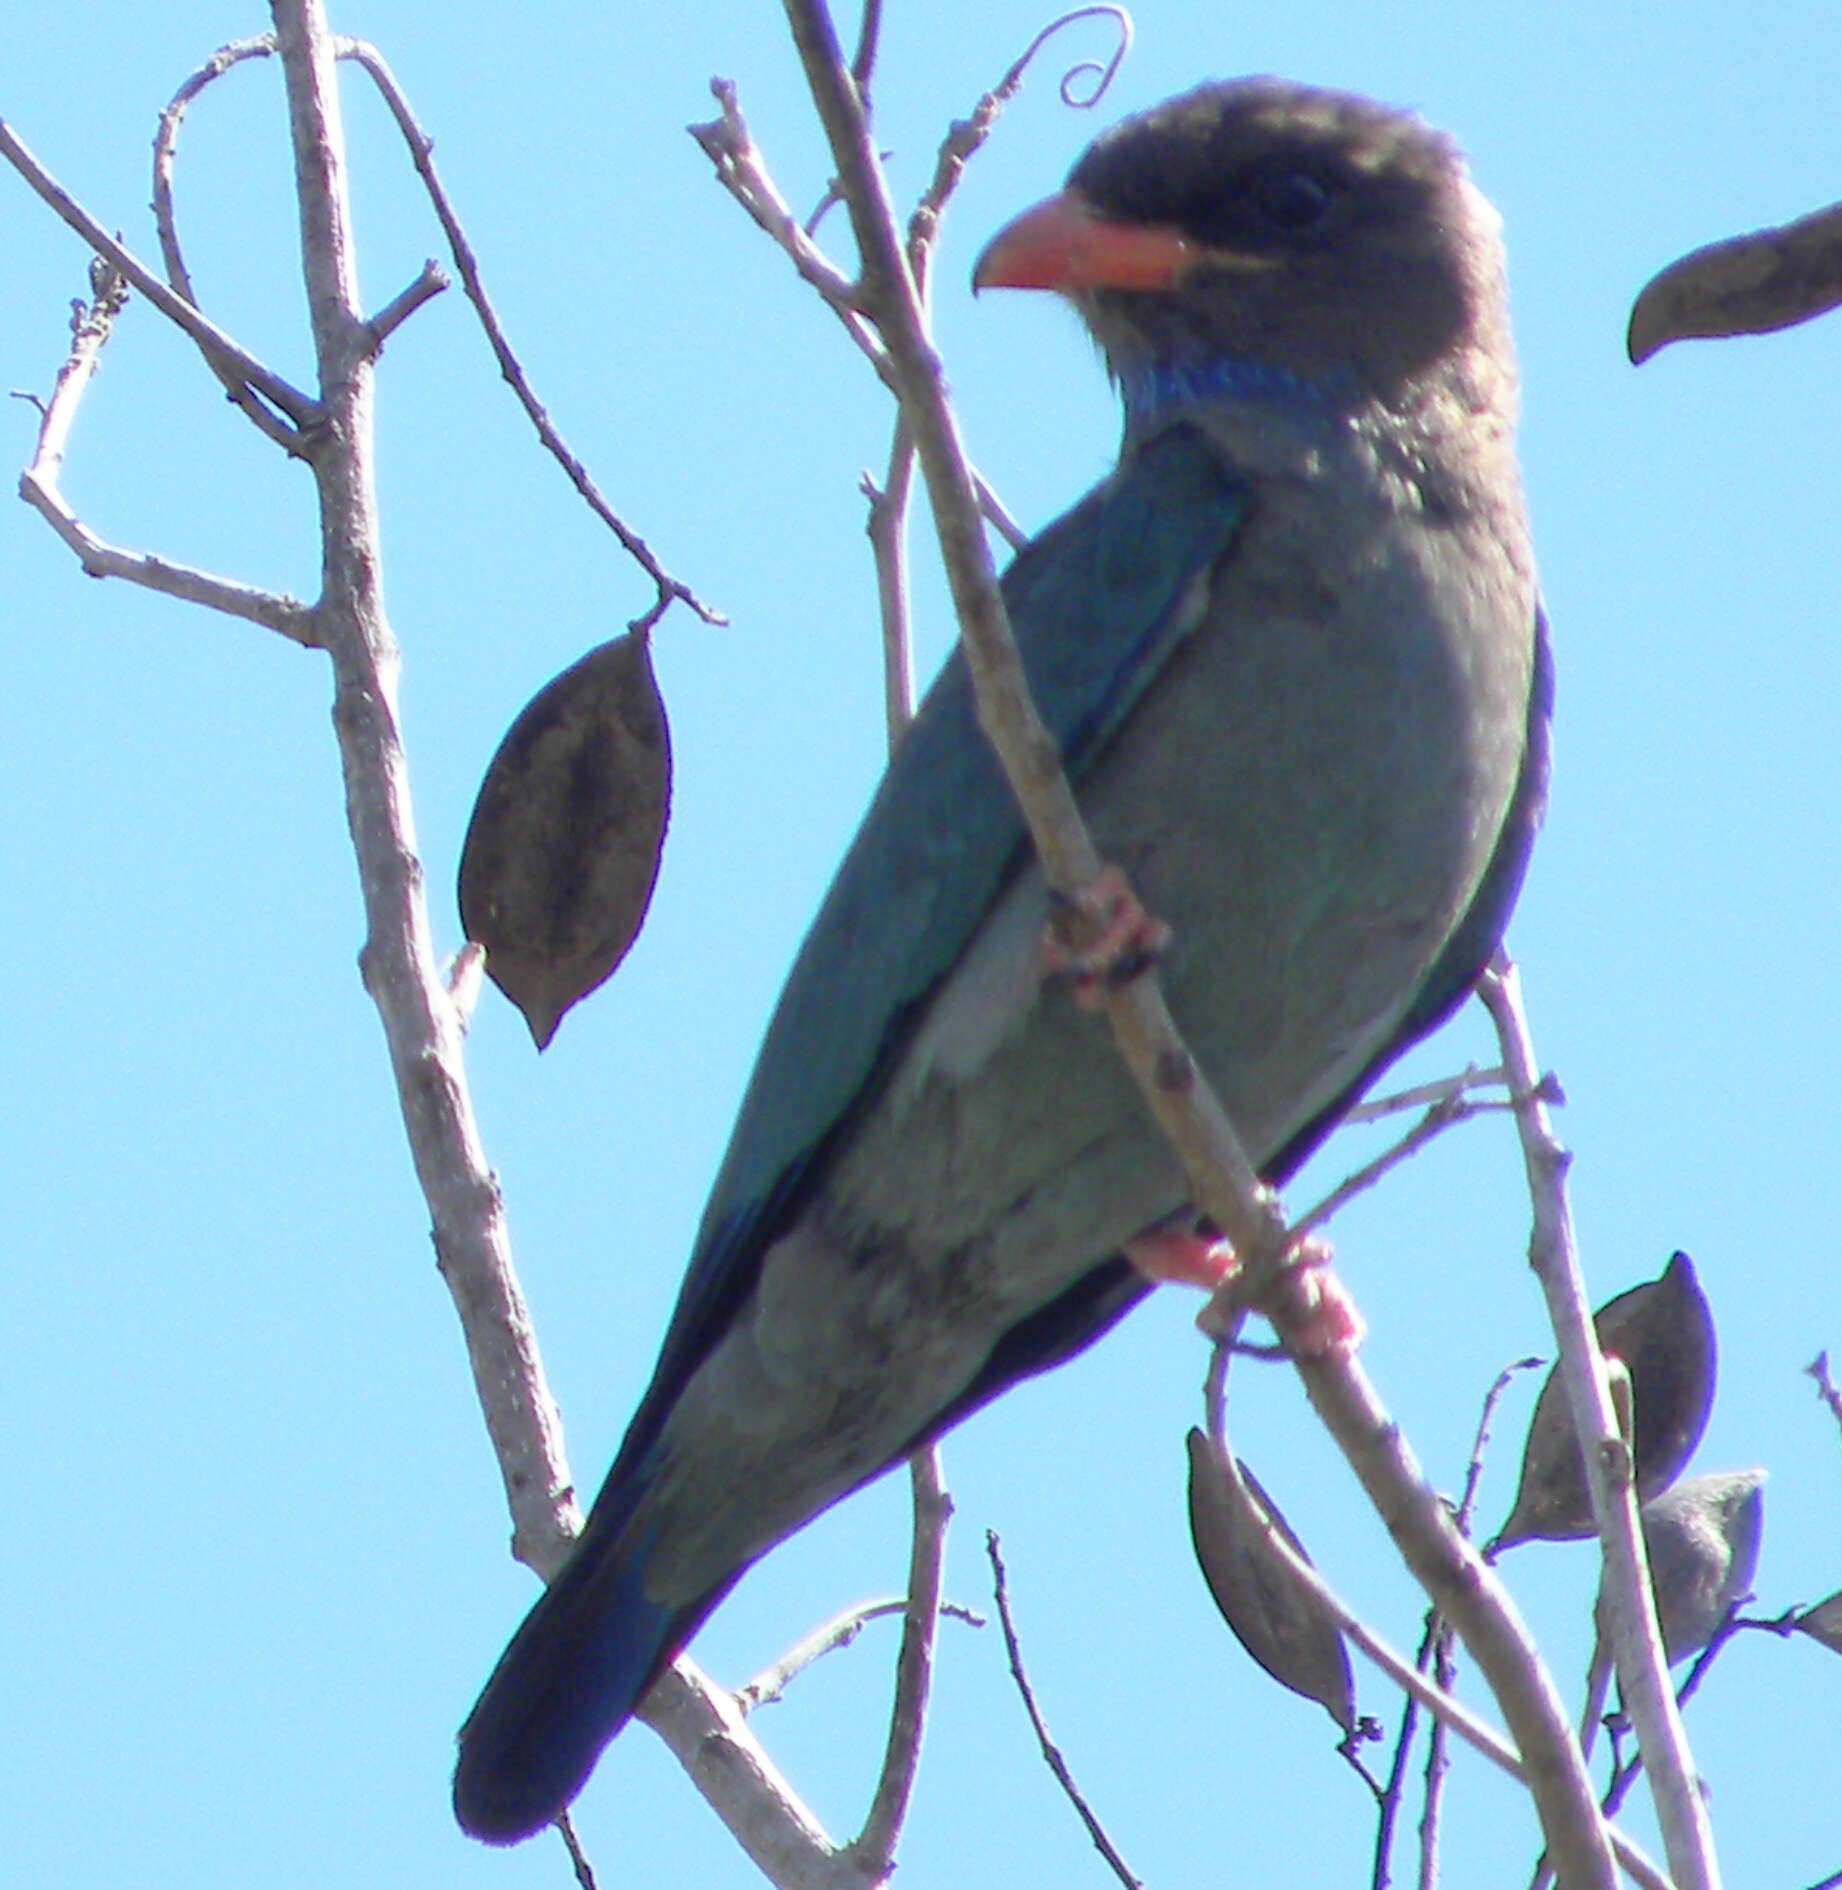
[973,190,1195,294]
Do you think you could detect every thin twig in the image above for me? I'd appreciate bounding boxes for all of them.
[1375,1359,1533,1890]
[150,35,305,451]
[153,36,275,311]
[1480,955,1722,1890]
[737,1592,981,1713]
[985,1531,1143,1890]
[691,75,1026,559]
[739,1600,914,1711]
[691,81,889,376]
[976,475,1028,550]
[558,1810,600,1889]
[1599,1601,1752,1821]
[850,1450,955,1874]
[1417,1590,1464,1890]
[1292,1091,1504,1243]
[365,258,450,348]
[846,381,947,1875]
[1463,1358,1545,1536]
[337,36,723,629]
[1342,1063,1509,1125]
[848,0,884,105]
[1807,1351,1842,1442]
[16,262,316,641]
[861,431,917,752]
[0,114,315,432]
[1370,1609,1433,1888]
[907,6,1131,281]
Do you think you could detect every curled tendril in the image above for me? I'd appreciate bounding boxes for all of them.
[1002,6,1134,111]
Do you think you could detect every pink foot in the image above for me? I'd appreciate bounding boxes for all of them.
[1043,864,1173,1011]
[1126,1224,1239,1290]
[1227,1236,1365,1359]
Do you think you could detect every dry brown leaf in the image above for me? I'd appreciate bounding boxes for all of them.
[1793,1590,1842,1657]
[1629,199,1842,362]
[1185,1428,1355,1730]
[1495,1252,1716,1549]
[458,630,671,1048]
[1596,1469,1766,1665]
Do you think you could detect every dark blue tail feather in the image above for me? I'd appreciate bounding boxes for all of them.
[452,1510,700,1844]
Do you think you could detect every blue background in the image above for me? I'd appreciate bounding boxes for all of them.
[4,4,1838,1885]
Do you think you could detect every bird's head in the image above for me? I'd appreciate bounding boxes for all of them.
[975,78,1513,427]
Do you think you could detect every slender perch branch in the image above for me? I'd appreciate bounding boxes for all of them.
[1479,956,1722,1890]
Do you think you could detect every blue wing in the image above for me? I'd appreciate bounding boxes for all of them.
[605,425,1251,1485]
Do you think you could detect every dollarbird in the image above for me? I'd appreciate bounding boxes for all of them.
[454,75,1550,1842]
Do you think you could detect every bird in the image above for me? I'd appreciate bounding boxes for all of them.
[453,74,1550,1843]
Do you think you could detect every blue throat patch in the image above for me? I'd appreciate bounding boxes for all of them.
[1120,354,1347,429]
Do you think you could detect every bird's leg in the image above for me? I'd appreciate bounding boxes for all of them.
[1258,1236,1366,1358]
[1044,864,1173,1011]
[1129,1221,1366,1360]
[1126,1221,1238,1290]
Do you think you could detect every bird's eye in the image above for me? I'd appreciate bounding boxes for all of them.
[1256,169,1333,230]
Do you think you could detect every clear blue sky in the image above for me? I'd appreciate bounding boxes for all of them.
[4,4,1839,1887]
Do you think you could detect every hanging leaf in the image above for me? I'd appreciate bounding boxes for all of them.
[1597,1469,1766,1666]
[1629,199,1842,362]
[1495,1252,1716,1548]
[1794,1591,1842,1657]
[1185,1428,1355,1731]
[458,630,672,1048]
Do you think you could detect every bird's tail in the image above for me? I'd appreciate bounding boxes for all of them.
[452,1511,704,1844]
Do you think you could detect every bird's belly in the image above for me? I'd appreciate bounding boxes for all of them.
[812,514,1531,1354]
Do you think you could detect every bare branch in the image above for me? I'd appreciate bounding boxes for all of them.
[17,264,315,640]
[1342,1062,1509,1124]
[639,1661,871,1889]
[736,1591,981,1716]
[739,1599,910,1712]
[690,75,1026,560]
[846,378,949,1878]
[860,427,918,755]
[690,79,890,378]
[1808,1350,1842,1442]
[1292,1090,1507,1243]
[153,37,275,314]
[1478,955,1721,1890]
[908,6,1132,280]
[365,257,450,349]
[1462,1357,1545,1537]
[264,0,582,1577]
[0,113,315,435]
[150,35,305,451]
[986,1531,1143,1890]
[557,1810,600,1889]
[850,1450,954,1873]
[848,0,884,105]
[976,474,1028,550]
[336,35,723,629]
